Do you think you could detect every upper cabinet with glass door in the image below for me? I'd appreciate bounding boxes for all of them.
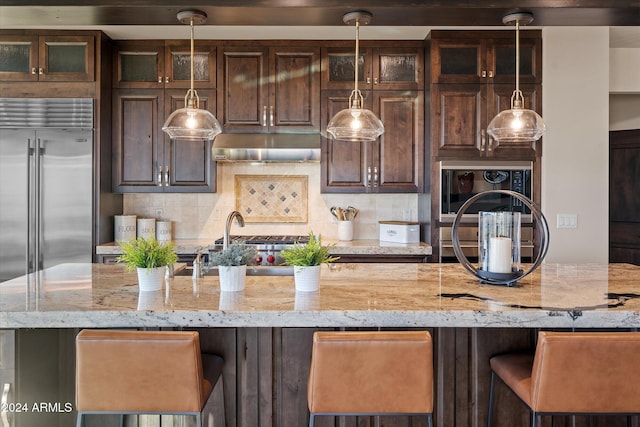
[113,40,217,89]
[0,34,95,82]
[430,30,541,85]
[322,42,424,91]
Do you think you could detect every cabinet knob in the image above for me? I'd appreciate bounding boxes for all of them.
[262,106,267,127]
[157,166,163,186]
[158,76,163,83]
[366,76,371,85]
[488,71,494,78]
[374,77,378,85]
[38,68,44,75]
[165,76,170,84]
[481,129,486,152]
[164,167,169,187]
[31,67,37,75]
[373,166,378,188]
[482,70,487,78]
[269,106,274,127]
[367,166,372,189]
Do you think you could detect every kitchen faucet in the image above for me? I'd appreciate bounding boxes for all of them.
[224,211,245,250]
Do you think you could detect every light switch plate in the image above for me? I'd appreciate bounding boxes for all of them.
[557,213,578,229]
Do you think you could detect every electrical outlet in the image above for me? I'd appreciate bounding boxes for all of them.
[155,208,164,219]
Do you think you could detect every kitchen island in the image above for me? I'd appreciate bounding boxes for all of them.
[1,262,638,427]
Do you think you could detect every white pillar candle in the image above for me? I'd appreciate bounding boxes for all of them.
[488,237,512,273]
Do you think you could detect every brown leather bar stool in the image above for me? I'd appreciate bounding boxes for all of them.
[488,331,640,427]
[75,329,224,427]
[307,331,433,427]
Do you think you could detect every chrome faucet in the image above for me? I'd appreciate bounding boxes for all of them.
[224,211,245,250]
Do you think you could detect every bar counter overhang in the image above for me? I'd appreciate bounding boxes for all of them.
[1,262,640,329]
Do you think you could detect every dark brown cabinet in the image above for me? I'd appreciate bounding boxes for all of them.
[113,40,217,89]
[0,33,95,82]
[218,45,320,133]
[430,30,541,85]
[321,90,424,193]
[429,30,542,160]
[112,88,216,193]
[431,83,541,158]
[321,46,424,91]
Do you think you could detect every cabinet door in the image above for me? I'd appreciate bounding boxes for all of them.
[431,84,485,157]
[321,47,372,90]
[488,83,542,157]
[488,35,542,84]
[38,35,94,82]
[218,47,269,132]
[321,91,370,193]
[270,48,320,132]
[165,40,216,89]
[431,38,486,84]
[112,89,164,192]
[114,41,165,89]
[372,48,424,90]
[374,91,424,192]
[0,35,38,81]
[164,89,217,192]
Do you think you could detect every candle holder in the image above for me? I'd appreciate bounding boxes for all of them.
[451,190,549,286]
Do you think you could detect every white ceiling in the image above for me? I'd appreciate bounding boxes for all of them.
[3,25,638,47]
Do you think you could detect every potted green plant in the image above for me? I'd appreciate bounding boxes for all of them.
[280,232,339,292]
[208,243,258,292]
[116,236,177,292]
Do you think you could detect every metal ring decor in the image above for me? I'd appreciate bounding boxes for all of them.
[451,190,550,286]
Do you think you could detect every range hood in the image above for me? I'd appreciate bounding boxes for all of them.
[212,134,321,162]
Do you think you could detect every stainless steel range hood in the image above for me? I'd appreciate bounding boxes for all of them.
[212,133,321,162]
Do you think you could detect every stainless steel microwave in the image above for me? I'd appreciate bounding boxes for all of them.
[440,161,533,223]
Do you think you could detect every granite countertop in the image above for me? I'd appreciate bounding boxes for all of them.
[1,263,639,329]
[96,239,432,256]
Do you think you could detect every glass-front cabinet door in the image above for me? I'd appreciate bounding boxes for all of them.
[0,34,94,81]
[164,41,216,89]
[114,41,165,88]
[0,35,38,81]
[371,48,423,90]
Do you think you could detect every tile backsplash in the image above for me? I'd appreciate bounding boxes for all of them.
[123,163,420,241]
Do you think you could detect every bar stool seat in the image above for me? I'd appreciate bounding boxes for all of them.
[488,331,640,427]
[307,331,433,427]
[75,329,224,427]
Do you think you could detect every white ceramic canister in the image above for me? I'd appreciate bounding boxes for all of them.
[136,218,156,239]
[114,215,137,242]
[156,220,172,242]
[337,220,354,241]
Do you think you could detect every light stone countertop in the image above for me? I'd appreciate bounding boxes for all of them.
[1,263,639,329]
[96,239,432,256]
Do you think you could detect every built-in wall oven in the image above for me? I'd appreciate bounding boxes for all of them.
[438,161,534,262]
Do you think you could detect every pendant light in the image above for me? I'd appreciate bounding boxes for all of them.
[162,10,222,141]
[487,11,546,143]
[326,11,384,142]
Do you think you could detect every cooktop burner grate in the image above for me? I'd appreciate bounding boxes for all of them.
[214,235,310,245]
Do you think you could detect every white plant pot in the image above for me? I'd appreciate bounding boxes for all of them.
[136,266,165,292]
[293,265,321,292]
[219,265,247,292]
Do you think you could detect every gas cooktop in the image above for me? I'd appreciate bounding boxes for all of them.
[214,235,310,245]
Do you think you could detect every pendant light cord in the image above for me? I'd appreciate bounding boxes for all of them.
[515,20,520,94]
[354,19,360,96]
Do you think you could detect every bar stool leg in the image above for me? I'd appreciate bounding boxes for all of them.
[427,414,433,427]
[309,413,315,427]
[531,411,538,427]
[118,414,124,427]
[487,371,496,427]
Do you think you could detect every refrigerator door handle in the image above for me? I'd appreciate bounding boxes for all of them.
[27,138,36,273]
[35,138,43,271]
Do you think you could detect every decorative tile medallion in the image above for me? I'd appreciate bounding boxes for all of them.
[235,175,308,223]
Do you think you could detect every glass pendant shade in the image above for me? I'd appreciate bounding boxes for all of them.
[163,105,222,140]
[162,10,221,141]
[326,11,384,142]
[487,106,546,142]
[327,103,385,142]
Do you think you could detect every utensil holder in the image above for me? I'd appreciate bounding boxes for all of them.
[337,220,354,241]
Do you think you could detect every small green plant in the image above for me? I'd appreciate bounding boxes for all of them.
[280,232,339,266]
[116,237,178,270]
[208,244,258,266]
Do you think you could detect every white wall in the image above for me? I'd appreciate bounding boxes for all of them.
[610,94,640,130]
[542,27,610,263]
[609,48,640,93]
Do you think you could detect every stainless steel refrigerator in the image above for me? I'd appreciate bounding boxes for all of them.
[0,98,93,282]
